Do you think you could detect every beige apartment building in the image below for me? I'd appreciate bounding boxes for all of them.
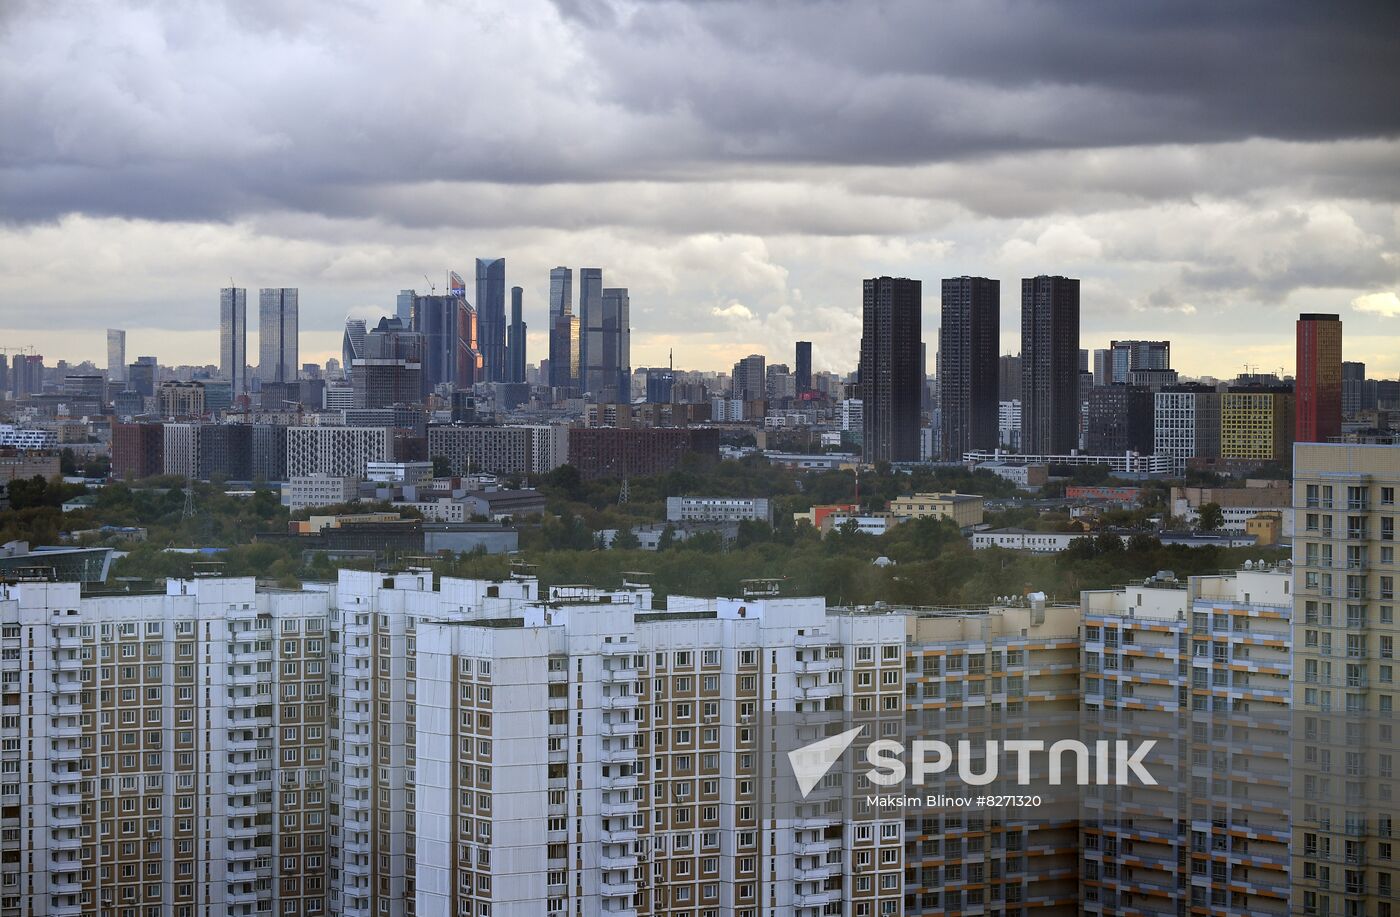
[904,599,1083,914]
[888,493,987,530]
[415,583,909,917]
[1293,443,1400,917]
[1082,567,1292,916]
[1,560,1307,917]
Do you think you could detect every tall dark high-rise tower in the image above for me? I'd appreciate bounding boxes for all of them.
[219,288,247,394]
[11,354,45,399]
[1296,313,1342,443]
[414,276,480,395]
[578,268,604,395]
[352,317,423,408]
[475,258,507,382]
[599,287,631,403]
[1020,275,1080,454]
[1342,360,1366,417]
[548,266,572,322]
[507,286,527,384]
[939,276,1000,460]
[548,267,579,394]
[998,354,1022,401]
[257,288,298,383]
[795,341,812,394]
[731,355,766,401]
[859,276,923,463]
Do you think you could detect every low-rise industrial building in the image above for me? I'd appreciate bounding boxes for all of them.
[887,491,985,529]
[665,495,773,524]
[285,474,358,511]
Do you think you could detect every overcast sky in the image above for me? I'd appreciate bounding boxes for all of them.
[3,0,1399,378]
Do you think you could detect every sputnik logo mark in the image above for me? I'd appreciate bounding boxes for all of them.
[787,727,864,798]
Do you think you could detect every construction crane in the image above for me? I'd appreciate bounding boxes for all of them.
[423,274,437,294]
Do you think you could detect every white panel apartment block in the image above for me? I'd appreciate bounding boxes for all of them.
[286,426,392,479]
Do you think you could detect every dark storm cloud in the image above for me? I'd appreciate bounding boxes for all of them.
[562,0,1400,161]
[3,0,1399,381]
[2,0,1398,224]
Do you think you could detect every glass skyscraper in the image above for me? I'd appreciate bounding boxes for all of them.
[578,267,603,394]
[414,292,479,394]
[396,289,416,326]
[475,258,507,382]
[106,328,126,384]
[219,287,247,393]
[258,287,298,383]
[548,267,578,392]
[598,286,631,402]
[341,318,367,375]
[507,285,527,384]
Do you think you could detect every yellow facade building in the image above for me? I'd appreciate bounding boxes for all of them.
[888,491,986,529]
[1220,388,1295,460]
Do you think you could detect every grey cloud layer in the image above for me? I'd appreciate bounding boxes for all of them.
[573,0,1400,155]
[4,0,1399,223]
[0,0,1398,378]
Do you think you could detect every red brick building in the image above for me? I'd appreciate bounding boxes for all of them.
[112,422,165,480]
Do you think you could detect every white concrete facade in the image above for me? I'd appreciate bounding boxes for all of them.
[0,576,330,917]
[286,474,359,510]
[415,587,906,917]
[665,496,773,524]
[426,425,569,476]
[287,426,392,478]
[161,422,201,479]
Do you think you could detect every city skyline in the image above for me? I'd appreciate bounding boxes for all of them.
[8,268,1387,388]
[2,2,1397,376]
[4,4,1400,915]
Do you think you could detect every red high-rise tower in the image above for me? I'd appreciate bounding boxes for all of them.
[1295,313,1342,444]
